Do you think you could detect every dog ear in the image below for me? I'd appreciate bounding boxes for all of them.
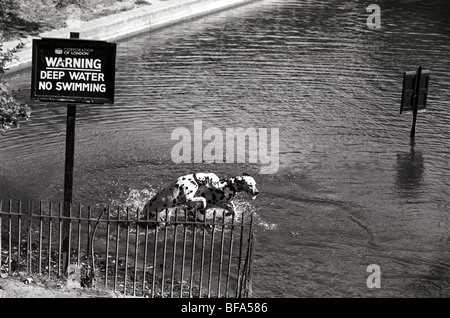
[243,172,249,176]
[206,176,215,188]
[207,177,219,189]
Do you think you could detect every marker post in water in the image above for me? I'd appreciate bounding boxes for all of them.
[31,32,116,273]
[400,65,430,139]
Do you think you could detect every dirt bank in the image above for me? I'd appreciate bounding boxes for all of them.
[0,273,127,298]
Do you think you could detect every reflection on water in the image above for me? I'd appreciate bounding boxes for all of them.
[396,140,425,198]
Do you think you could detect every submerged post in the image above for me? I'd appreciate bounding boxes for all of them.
[400,65,430,140]
[410,65,422,139]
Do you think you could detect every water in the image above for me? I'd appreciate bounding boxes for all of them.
[2,0,450,297]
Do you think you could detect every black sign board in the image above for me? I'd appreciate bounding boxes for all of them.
[400,69,430,114]
[31,38,116,104]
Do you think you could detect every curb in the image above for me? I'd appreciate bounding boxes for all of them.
[4,0,257,74]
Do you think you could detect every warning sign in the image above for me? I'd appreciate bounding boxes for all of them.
[31,38,116,104]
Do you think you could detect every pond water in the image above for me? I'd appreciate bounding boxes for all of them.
[2,0,450,297]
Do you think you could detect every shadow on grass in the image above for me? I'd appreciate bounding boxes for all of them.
[1,13,42,40]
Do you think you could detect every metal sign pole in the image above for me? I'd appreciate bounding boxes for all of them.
[410,65,422,139]
[62,32,79,274]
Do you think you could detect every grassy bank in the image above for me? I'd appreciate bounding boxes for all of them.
[0,0,150,41]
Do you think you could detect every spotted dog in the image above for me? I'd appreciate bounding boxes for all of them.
[141,172,220,221]
[141,173,259,222]
[191,173,259,219]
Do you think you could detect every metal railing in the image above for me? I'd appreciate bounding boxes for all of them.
[0,198,254,298]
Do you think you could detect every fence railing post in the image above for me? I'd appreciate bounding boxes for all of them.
[142,207,150,296]
[133,207,140,296]
[0,199,2,271]
[243,212,255,298]
[189,208,198,298]
[27,201,33,273]
[217,210,226,298]
[8,200,12,274]
[38,201,43,275]
[105,205,111,288]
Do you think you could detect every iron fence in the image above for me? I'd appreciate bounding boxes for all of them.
[0,198,254,298]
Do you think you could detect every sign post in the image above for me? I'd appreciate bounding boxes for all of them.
[62,102,76,273]
[31,33,116,274]
[61,31,80,276]
[410,66,422,139]
[400,66,430,139]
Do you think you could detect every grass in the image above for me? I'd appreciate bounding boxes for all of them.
[0,0,151,41]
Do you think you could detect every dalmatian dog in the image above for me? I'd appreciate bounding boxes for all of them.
[141,173,259,222]
[141,172,220,221]
[191,173,260,220]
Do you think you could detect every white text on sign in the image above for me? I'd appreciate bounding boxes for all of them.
[38,56,106,93]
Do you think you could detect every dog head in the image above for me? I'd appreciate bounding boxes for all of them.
[235,173,259,199]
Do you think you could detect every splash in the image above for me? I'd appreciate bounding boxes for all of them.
[112,187,277,231]
[230,196,278,231]
[257,221,278,231]
[106,187,157,220]
[123,188,156,213]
